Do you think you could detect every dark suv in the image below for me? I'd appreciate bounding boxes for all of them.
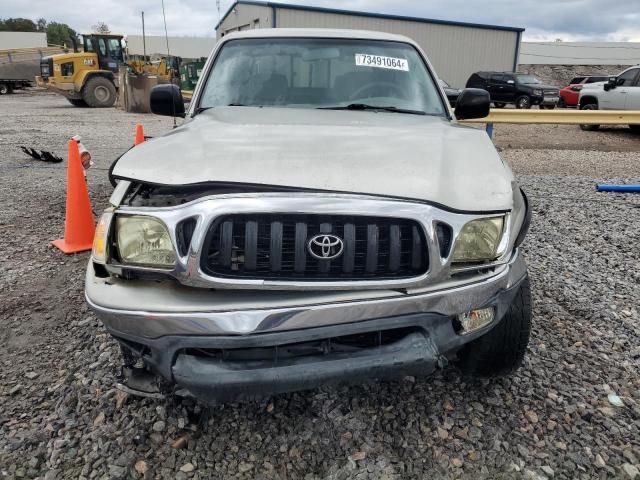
[466,71,560,109]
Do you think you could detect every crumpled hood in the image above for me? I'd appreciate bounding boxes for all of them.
[113,107,514,212]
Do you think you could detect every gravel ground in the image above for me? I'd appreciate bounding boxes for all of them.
[494,123,640,153]
[1,91,639,480]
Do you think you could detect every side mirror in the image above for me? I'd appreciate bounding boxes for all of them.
[150,84,185,117]
[604,76,618,91]
[454,88,490,120]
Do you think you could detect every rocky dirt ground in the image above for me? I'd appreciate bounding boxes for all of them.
[1,91,639,480]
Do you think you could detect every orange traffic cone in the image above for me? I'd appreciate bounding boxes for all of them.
[134,123,145,145]
[52,139,95,254]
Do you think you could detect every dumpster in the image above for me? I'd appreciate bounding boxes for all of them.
[180,59,205,91]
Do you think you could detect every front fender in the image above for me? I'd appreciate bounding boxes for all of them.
[75,70,117,92]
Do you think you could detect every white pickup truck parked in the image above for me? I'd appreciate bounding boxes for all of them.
[579,66,640,132]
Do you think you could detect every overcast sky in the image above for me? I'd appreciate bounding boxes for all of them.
[1,0,639,41]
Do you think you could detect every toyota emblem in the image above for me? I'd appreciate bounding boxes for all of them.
[308,234,344,260]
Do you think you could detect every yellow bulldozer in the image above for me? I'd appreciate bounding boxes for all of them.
[36,33,179,107]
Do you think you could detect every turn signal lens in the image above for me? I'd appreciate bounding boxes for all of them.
[92,211,113,264]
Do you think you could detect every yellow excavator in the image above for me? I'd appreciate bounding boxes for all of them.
[36,33,179,107]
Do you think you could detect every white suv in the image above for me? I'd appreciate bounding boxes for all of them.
[579,66,640,132]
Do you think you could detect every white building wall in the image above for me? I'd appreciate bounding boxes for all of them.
[0,32,47,50]
[520,42,640,66]
[126,35,217,59]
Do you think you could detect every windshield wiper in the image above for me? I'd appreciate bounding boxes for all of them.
[193,104,253,116]
[193,106,214,115]
[318,104,426,115]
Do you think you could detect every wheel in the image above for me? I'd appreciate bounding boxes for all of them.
[515,96,531,109]
[0,83,9,95]
[557,97,566,108]
[67,98,88,107]
[493,102,506,109]
[579,103,599,131]
[629,125,640,133]
[458,275,532,377]
[82,76,117,107]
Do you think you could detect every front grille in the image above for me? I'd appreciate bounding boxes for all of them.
[544,88,559,96]
[200,214,429,281]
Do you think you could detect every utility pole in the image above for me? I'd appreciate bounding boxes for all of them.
[141,11,147,63]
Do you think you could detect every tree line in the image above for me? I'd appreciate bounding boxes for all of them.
[0,18,111,47]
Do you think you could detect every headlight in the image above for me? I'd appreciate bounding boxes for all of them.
[452,217,505,263]
[116,215,176,267]
[92,210,113,264]
[533,89,543,96]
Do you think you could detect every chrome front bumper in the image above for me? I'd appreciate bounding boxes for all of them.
[86,249,527,339]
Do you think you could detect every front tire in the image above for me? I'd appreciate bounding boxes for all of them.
[67,98,88,107]
[458,276,532,377]
[515,96,531,109]
[579,103,599,131]
[82,76,117,108]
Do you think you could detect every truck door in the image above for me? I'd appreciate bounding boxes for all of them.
[502,74,517,101]
[623,69,640,110]
[487,74,506,101]
[601,68,639,110]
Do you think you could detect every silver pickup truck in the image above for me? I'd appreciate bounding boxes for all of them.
[87,29,532,404]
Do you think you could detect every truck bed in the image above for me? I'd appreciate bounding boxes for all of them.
[0,47,63,82]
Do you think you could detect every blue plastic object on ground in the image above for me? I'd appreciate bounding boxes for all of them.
[485,123,494,139]
[596,184,640,193]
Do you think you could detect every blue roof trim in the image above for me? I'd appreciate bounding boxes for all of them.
[216,0,525,33]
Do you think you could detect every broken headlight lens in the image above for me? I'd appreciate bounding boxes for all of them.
[452,217,505,263]
[116,215,176,267]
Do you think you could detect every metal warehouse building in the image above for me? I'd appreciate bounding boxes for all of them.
[215,1,524,87]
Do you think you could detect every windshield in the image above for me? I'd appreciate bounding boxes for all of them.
[198,38,446,115]
[515,74,542,85]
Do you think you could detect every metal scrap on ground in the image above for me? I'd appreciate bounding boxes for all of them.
[19,146,63,163]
